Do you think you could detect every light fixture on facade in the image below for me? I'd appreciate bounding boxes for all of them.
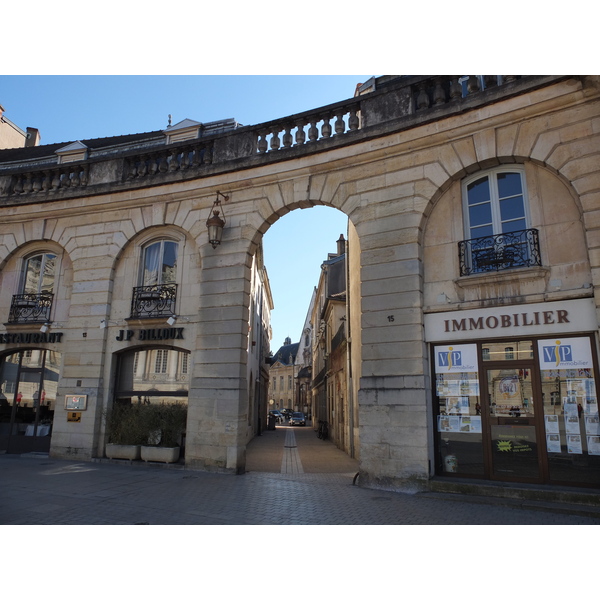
[40,322,50,333]
[206,191,229,249]
[167,315,177,326]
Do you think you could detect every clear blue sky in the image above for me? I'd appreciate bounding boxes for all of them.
[1,75,359,349]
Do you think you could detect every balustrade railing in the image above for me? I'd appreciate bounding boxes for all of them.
[2,75,536,199]
[130,284,177,319]
[10,165,89,195]
[256,102,361,154]
[412,75,518,111]
[125,141,214,180]
[8,292,54,323]
[458,228,541,276]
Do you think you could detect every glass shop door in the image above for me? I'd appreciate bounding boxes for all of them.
[485,362,544,482]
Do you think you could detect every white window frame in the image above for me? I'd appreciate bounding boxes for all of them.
[138,238,180,287]
[462,166,531,242]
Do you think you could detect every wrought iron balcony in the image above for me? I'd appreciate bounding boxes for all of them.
[8,292,53,323]
[458,228,541,276]
[130,284,177,319]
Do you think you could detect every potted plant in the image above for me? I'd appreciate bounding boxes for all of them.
[140,402,187,463]
[104,403,147,460]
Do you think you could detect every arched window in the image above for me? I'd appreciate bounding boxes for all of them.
[463,168,528,240]
[140,240,178,286]
[21,252,56,294]
[460,167,540,275]
[131,239,179,319]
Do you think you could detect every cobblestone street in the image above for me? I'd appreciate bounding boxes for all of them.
[1,424,599,525]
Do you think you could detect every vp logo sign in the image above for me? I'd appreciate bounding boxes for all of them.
[438,347,462,370]
[542,341,573,366]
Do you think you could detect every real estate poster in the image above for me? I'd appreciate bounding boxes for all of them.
[564,415,580,434]
[545,415,560,434]
[585,415,600,435]
[587,436,600,455]
[567,435,582,454]
[546,434,562,453]
[438,415,460,433]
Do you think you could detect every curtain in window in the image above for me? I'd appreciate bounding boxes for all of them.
[142,243,161,286]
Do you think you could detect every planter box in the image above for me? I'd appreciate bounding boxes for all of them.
[141,445,180,463]
[106,443,141,460]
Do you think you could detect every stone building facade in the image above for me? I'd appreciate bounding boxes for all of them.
[1,76,599,491]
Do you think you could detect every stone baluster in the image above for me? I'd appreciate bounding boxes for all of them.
[180,148,190,169]
[449,77,462,100]
[433,77,446,105]
[295,121,306,145]
[23,174,33,193]
[282,126,293,148]
[308,120,319,142]
[334,113,345,135]
[42,171,52,191]
[80,166,89,186]
[127,159,137,179]
[416,83,430,109]
[51,171,61,190]
[137,156,148,177]
[169,150,180,172]
[32,173,43,192]
[147,155,158,175]
[467,76,480,94]
[158,153,169,173]
[70,168,80,187]
[257,132,268,154]
[270,128,281,151]
[348,108,359,130]
[321,117,332,139]
[13,175,23,194]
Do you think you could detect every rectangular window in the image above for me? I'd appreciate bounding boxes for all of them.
[154,349,168,374]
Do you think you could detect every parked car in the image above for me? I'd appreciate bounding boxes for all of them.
[269,410,285,423]
[289,412,306,426]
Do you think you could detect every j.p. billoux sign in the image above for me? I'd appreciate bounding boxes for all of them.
[424,298,597,342]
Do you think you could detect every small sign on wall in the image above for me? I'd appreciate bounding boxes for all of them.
[67,412,82,422]
[65,394,87,410]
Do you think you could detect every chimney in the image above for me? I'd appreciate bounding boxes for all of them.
[336,234,345,256]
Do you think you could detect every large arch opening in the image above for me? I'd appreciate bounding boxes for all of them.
[245,204,362,473]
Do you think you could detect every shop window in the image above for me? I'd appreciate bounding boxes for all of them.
[458,167,541,275]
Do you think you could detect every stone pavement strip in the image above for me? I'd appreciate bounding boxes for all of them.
[1,424,599,525]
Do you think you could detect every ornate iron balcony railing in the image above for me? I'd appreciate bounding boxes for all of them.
[8,292,54,323]
[130,284,177,319]
[458,228,541,276]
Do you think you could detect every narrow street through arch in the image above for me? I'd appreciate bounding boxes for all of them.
[245,420,358,475]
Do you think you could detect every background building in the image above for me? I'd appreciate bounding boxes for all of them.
[268,337,299,412]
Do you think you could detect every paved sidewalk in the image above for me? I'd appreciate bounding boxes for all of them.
[0,423,598,525]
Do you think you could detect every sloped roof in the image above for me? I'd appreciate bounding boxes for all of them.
[271,341,299,366]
